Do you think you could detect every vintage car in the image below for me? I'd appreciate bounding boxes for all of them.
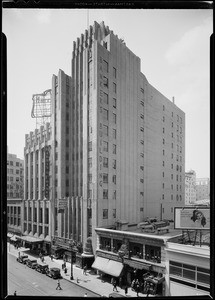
[26,258,38,269]
[16,255,28,264]
[35,262,49,274]
[46,267,62,279]
[109,293,126,298]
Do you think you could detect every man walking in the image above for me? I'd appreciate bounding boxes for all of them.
[56,279,62,290]
[83,265,87,275]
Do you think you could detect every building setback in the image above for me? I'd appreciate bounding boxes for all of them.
[22,21,185,254]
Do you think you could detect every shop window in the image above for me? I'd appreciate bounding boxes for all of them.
[145,245,161,263]
[100,236,111,251]
[129,242,143,259]
[113,239,122,253]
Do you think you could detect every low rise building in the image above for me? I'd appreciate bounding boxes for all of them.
[196,178,210,201]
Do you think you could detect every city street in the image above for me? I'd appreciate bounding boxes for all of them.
[8,253,99,297]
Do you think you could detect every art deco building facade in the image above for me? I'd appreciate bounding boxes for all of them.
[23,21,185,253]
[23,123,52,252]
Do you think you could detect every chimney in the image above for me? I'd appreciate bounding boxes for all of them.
[172,96,175,104]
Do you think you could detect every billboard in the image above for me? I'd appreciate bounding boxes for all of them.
[174,207,210,230]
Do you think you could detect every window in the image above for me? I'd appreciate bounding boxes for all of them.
[113,144,116,154]
[163,105,165,111]
[162,161,165,167]
[88,141,92,151]
[145,245,161,263]
[103,108,108,120]
[113,175,116,184]
[113,209,116,218]
[113,159,116,169]
[163,139,165,145]
[163,150,165,155]
[103,173,108,183]
[88,158,92,168]
[113,98,116,108]
[103,157,108,168]
[103,92,108,105]
[140,127,144,132]
[163,116,165,122]
[113,67,116,78]
[103,209,108,219]
[141,114,144,119]
[162,172,164,178]
[113,113,116,124]
[103,141,108,152]
[163,183,165,189]
[88,174,92,183]
[103,76,108,87]
[113,190,116,199]
[103,125,108,136]
[16,162,19,167]
[103,60,108,72]
[10,161,13,166]
[66,139,69,147]
[171,194,173,200]
[113,82,116,93]
[103,190,108,199]
[113,129,116,139]
[163,128,165,133]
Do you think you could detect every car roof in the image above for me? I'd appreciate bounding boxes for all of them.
[50,267,60,271]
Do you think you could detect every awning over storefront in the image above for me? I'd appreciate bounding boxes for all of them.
[92,256,124,277]
[19,236,43,243]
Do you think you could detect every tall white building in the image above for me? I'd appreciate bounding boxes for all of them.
[185,170,197,205]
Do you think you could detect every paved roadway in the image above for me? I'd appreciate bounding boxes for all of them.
[8,253,99,297]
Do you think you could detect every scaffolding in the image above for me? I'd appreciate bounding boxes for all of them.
[31,89,52,128]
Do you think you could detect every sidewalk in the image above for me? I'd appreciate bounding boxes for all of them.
[8,243,149,297]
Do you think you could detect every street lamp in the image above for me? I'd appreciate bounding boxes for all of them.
[70,242,74,280]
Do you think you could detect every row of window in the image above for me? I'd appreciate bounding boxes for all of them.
[7,161,22,167]
[7,168,20,174]
[102,60,117,79]
[103,109,117,123]
[169,260,210,287]
[7,176,20,182]
[88,157,116,169]
[162,106,183,124]
[102,92,117,108]
[162,194,182,201]
[102,208,116,219]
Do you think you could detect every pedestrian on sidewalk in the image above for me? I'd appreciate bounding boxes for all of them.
[136,283,140,297]
[83,265,87,275]
[14,291,17,296]
[113,279,118,292]
[56,279,62,290]
[64,267,67,275]
[124,285,128,296]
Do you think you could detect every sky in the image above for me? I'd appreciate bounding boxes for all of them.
[2,8,212,178]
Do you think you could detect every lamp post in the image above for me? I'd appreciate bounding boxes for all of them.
[70,241,74,280]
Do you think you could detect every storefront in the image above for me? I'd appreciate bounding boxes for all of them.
[18,235,44,252]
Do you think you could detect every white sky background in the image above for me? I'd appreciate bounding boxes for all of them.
[3,8,212,178]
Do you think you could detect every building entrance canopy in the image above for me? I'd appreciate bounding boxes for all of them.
[19,235,44,244]
[92,256,124,277]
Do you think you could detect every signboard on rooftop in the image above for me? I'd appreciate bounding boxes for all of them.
[174,207,210,230]
[58,198,68,212]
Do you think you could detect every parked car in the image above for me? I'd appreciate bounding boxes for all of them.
[46,267,62,279]
[35,262,49,274]
[109,293,126,298]
[26,258,38,269]
[17,255,28,264]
